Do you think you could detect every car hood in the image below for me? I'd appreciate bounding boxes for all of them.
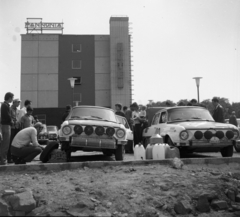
[66,119,122,128]
[170,121,238,130]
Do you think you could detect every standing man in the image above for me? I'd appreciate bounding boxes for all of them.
[212,97,224,123]
[229,111,238,127]
[20,106,34,129]
[0,92,14,165]
[8,98,21,163]
[125,104,134,130]
[115,103,125,117]
[18,100,32,121]
[62,105,72,122]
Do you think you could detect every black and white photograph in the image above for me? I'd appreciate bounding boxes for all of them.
[0,0,240,216]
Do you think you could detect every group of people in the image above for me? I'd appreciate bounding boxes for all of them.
[115,102,148,146]
[0,92,45,165]
[211,97,238,126]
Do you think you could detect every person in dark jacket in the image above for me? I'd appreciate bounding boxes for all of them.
[62,105,72,122]
[212,97,224,123]
[115,103,125,117]
[0,92,14,165]
[229,111,238,127]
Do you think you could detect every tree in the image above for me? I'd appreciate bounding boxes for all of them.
[177,99,190,106]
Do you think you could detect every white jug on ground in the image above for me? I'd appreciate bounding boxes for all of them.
[152,143,165,160]
[145,144,154,159]
[134,144,146,160]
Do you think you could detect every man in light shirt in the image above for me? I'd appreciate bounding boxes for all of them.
[18,99,32,121]
[11,122,44,164]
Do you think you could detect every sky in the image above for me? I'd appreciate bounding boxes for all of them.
[1,0,240,106]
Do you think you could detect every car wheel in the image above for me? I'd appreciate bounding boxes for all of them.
[115,145,124,161]
[221,145,233,157]
[125,140,134,153]
[40,141,59,163]
[102,149,113,156]
[61,142,69,151]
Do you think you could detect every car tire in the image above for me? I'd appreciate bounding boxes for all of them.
[115,145,124,161]
[221,145,234,157]
[40,141,59,163]
[125,140,134,153]
[102,149,113,156]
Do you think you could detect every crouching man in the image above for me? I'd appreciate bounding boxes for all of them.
[11,122,44,164]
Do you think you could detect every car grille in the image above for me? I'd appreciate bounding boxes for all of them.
[70,135,116,149]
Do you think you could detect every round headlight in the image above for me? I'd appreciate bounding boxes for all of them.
[226,130,234,139]
[233,130,240,139]
[215,131,224,139]
[194,131,203,140]
[84,126,94,136]
[116,129,125,138]
[62,126,72,135]
[179,130,189,140]
[74,125,83,135]
[95,126,105,136]
[204,131,213,140]
[106,127,115,137]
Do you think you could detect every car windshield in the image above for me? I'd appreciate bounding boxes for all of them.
[68,107,117,122]
[47,126,57,131]
[168,107,214,122]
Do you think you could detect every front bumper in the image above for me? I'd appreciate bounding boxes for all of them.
[176,140,233,148]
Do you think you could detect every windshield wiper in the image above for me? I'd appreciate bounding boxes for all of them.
[191,117,202,119]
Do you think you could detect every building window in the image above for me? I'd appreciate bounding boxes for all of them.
[72,60,81,69]
[72,44,81,53]
[73,77,82,85]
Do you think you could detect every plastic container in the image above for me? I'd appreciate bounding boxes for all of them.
[165,146,180,159]
[134,144,146,160]
[152,144,165,160]
[150,128,163,144]
[145,144,154,159]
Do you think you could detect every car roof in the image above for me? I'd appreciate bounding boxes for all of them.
[72,105,114,112]
[155,106,207,113]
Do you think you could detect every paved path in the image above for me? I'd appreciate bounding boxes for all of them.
[20,147,240,165]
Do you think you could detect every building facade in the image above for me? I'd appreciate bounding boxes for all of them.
[21,17,132,126]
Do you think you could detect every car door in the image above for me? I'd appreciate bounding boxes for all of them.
[143,113,161,138]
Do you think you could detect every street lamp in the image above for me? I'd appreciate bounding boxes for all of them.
[68,77,77,106]
[193,77,202,103]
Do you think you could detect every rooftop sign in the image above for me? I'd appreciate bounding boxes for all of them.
[25,18,64,34]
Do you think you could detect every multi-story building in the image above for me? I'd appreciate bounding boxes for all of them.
[21,16,133,126]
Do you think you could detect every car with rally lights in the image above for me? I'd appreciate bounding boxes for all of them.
[58,106,128,161]
[47,125,58,141]
[38,124,48,145]
[142,106,239,157]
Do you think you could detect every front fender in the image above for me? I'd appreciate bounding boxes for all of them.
[142,124,186,143]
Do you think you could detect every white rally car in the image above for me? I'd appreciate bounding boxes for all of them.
[142,106,239,157]
[59,106,127,161]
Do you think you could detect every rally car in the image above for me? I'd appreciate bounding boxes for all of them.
[58,106,127,161]
[142,106,239,157]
